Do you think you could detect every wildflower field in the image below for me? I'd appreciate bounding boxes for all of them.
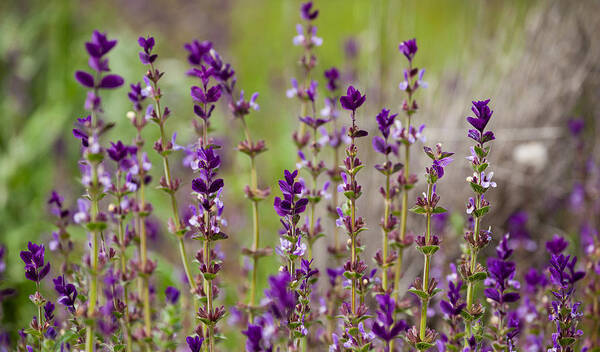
[1,0,599,351]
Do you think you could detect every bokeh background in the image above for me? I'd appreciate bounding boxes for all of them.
[1,0,599,349]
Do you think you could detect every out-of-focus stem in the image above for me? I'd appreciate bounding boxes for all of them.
[419,184,433,340]
[86,108,100,352]
[382,153,391,290]
[241,118,262,311]
[465,195,481,343]
[393,131,410,299]
[349,110,358,315]
[115,173,133,352]
[147,67,198,316]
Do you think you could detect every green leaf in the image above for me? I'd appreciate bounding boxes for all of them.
[409,205,428,215]
[418,245,440,256]
[470,182,486,194]
[408,288,429,300]
[476,163,488,173]
[474,145,487,159]
[432,206,447,214]
[415,342,435,351]
[467,272,487,282]
[559,337,575,347]
[473,206,489,218]
[86,221,107,232]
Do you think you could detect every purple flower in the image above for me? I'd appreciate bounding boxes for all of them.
[339,85,366,112]
[372,294,408,343]
[567,118,584,136]
[184,40,212,66]
[273,170,308,217]
[375,109,397,139]
[545,235,569,255]
[186,335,204,352]
[85,30,117,58]
[468,100,493,131]
[75,30,123,90]
[300,1,319,21]
[299,116,328,129]
[20,242,51,283]
[53,276,77,312]
[398,38,417,62]
[165,286,180,304]
[44,301,55,321]
[243,324,268,352]
[324,67,340,92]
[439,280,465,316]
[264,271,296,319]
[138,36,157,64]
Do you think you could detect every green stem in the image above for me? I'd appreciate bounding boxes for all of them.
[147,69,199,320]
[115,174,133,352]
[465,195,481,343]
[381,153,391,290]
[241,118,262,313]
[393,134,411,299]
[420,184,433,340]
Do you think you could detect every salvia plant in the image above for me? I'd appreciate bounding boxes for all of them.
[6,2,599,352]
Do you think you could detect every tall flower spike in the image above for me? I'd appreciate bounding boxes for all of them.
[462,98,496,347]
[204,46,269,314]
[74,30,123,352]
[391,38,428,316]
[484,234,521,349]
[372,108,403,292]
[335,85,372,351]
[407,143,453,351]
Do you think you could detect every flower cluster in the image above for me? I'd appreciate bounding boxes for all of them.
[546,237,585,352]
[392,38,428,306]
[372,108,404,293]
[334,85,374,350]
[406,144,453,350]
[484,234,521,350]
[461,99,496,346]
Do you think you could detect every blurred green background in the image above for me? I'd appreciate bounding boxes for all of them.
[1,0,599,349]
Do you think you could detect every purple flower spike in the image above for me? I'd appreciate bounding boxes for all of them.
[184,40,213,66]
[372,294,408,343]
[545,235,569,255]
[165,286,180,304]
[375,108,397,139]
[339,85,366,112]
[324,67,340,92]
[243,324,269,352]
[138,36,157,64]
[398,38,417,62]
[264,270,296,319]
[467,99,493,133]
[20,242,51,283]
[186,335,204,352]
[300,1,319,21]
[85,30,117,58]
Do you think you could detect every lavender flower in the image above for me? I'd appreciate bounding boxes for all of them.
[461,98,496,347]
[165,286,180,304]
[186,335,204,352]
[372,294,408,350]
[547,245,585,352]
[53,276,77,313]
[391,38,428,309]
[373,108,403,292]
[75,30,123,90]
[484,234,521,350]
[398,38,417,62]
[20,242,50,283]
[407,143,453,350]
[335,85,372,350]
